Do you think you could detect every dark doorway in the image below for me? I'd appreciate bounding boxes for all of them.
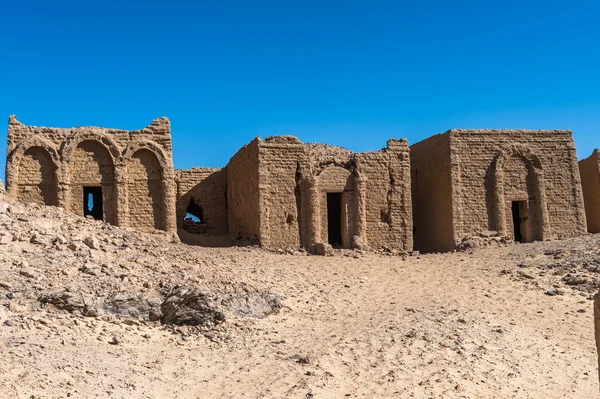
[84,187,103,221]
[511,201,523,243]
[327,193,342,247]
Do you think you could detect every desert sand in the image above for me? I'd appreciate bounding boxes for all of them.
[0,192,597,398]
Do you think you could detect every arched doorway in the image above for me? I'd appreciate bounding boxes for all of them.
[490,149,548,242]
[316,166,356,248]
[69,140,116,223]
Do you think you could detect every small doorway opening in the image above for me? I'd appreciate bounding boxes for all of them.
[84,187,103,221]
[327,193,343,247]
[511,201,529,243]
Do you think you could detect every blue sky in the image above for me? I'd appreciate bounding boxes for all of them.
[1,0,599,181]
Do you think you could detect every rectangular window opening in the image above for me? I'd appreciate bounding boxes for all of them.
[83,186,103,221]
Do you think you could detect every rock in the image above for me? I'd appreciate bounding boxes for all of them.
[109,336,120,345]
[0,233,13,245]
[39,291,85,313]
[104,293,162,320]
[30,233,44,244]
[84,236,100,250]
[19,270,36,279]
[55,236,68,245]
[160,286,225,327]
[226,291,283,318]
[314,243,334,256]
[0,179,4,193]
[170,233,181,244]
[67,242,84,251]
[564,275,589,285]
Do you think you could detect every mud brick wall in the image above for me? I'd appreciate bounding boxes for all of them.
[449,130,587,243]
[126,149,165,231]
[15,147,59,207]
[229,136,414,251]
[411,129,587,252]
[257,137,307,249]
[410,133,454,252]
[579,150,600,233]
[357,139,413,251]
[5,115,177,233]
[227,138,261,241]
[175,168,227,235]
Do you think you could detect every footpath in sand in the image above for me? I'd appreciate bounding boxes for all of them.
[0,192,598,398]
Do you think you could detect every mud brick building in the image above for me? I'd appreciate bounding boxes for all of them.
[579,150,600,233]
[411,129,587,252]
[5,115,177,232]
[223,136,413,251]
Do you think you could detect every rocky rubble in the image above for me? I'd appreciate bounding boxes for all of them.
[500,236,600,298]
[0,192,282,336]
[457,231,513,251]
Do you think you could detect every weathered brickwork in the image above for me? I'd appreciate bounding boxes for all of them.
[411,129,587,252]
[226,138,261,241]
[175,168,227,235]
[5,115,177,233]
[228,136,413,251]
[579,150,600,233]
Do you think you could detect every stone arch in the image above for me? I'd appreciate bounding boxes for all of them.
[7,138,60,206]
[122,140,171,173]
[125,148,165,231]
[68,139,117,223]
[312,159,358,179]
[62,132,121,165]
[489,146,549,241]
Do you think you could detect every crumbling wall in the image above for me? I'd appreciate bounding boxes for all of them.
[227,139,261,242]
[175,168,227,235]
[257,137,307,249]
[358,139,413,251]
[579,150,600,233]
[449,130,587,245]
[410,133,454,252]
[233,136,413,252]
[5,115,177,233]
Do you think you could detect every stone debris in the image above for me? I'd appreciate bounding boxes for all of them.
[160,286,225,327]
[0,191,282,335]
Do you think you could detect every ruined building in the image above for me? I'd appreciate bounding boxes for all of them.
[5,115,177,232]
[6,115,594,253]
[579,150,600,233]
[410,129,588,252]
[176,136,413,251]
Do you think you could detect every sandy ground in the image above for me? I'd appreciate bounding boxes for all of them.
[1,231,598,398]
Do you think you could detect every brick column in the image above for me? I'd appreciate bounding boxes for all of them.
[302,177,320,250]
[114,164,128,228]
[354,174,368,248]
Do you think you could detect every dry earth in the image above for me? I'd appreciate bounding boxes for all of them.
[0,192,598,398]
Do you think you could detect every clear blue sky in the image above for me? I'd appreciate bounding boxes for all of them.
[1,0,599,181]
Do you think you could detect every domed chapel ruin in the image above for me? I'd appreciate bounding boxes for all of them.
[5,116,597,253]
